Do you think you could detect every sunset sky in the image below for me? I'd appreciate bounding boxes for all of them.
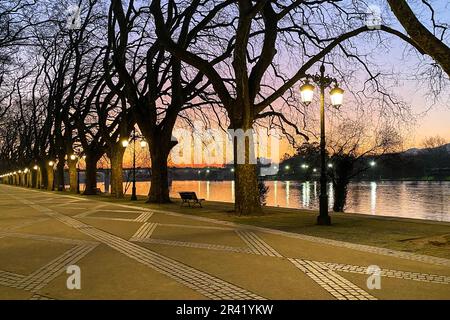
[115,1,450,168]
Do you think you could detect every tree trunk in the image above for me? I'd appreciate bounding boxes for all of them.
[26,172,31,187]
[147,146,171,203]
[110,144,125,198]
[47,166,54,191]
[68,159,78,193]
[333,179,349,212]
[231,121,262,215]
[234,163,262,215]
[39,161,48,189]
[55,159,65,191]
[387,0,450,76]
[83,155,99,195]
[31,169,37,188]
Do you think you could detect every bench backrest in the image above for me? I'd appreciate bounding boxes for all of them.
[179,192,198,200]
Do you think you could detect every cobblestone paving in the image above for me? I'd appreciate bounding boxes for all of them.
[144,208,450,268]
[134,211,154,222]
[321,261,450,284]
[136,238,254,254]
[16,243,98,292]
[0,186,449,300]
[130,222,158,241]
[0,229,99,294]
[235,230,282,257]
[289,258,377,300]
[14,196,266,300]
[0,217,50,232]
[0,270,25,287]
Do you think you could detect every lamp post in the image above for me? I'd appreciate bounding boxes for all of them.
[130,128,138,201]
[70,153,80,194]
[122,129,147,201]
[300,64,344,225]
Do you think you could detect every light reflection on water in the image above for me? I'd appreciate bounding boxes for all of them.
[87,180,450,222]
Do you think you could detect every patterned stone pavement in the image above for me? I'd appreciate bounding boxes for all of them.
[0,184,449,300]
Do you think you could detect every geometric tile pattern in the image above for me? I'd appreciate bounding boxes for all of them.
[0,235,98,295]
[15,197,266,300]
[16,243,98,292]
[60,199,450,300]
[2,187,449,301]
[321,261,450,285]
[256,229,450,268]
[129,222,158,241]
[289,258,378,300]
[235,230,282,257]
[134,211,154,222]
[0,270,25,287]
[150,209,450,268]
[136,237,254,254]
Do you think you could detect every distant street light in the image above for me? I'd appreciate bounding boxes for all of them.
[285,165,290,170]
[48,161,54,166]
[300,64,344,225]
[328,163,333,168]
[33,165,38,170]
[370,161,376,167]
[121,139,129,148]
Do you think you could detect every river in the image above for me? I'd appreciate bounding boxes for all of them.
[88,180,450,222]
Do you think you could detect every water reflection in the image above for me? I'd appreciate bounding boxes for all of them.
[85,180,450,222]
[370,182,377,214]
[286,181,290,207]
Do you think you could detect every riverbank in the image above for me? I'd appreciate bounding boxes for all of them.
[29,187,450,259]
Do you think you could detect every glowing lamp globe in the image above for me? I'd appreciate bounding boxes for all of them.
[330,85,344,107]
[299,82,315,105]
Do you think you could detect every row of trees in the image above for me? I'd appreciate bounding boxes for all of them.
[0,0,449,215]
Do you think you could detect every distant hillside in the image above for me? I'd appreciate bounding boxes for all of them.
[403,143,450,156]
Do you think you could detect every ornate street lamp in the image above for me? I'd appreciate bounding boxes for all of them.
[300,64,344,225]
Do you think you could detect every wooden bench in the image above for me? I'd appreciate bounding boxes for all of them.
[179,192,205,208]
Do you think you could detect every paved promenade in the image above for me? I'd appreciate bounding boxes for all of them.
[0,184,449,300]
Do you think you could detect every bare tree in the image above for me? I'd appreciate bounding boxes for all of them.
[150,0,420,215]
[422,135,447,149]
[105,0,221,203]
[327,122,402,212]
[387,0,450,76]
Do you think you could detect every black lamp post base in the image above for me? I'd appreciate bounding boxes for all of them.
[317,215,331,225]
[130,187,137,201]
